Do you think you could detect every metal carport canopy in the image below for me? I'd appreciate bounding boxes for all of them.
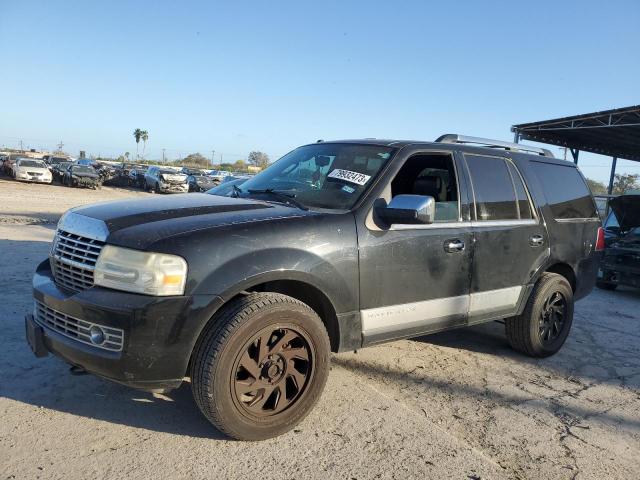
[511,105,640,161]
[511,106,640,195]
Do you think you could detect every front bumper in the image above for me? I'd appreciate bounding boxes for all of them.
[159,183,189,193]
[29,259,223,391]
[16,176,52,183]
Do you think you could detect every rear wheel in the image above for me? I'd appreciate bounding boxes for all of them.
[505,272,574,357]
[191,292,330,441]
[154,182,160,194]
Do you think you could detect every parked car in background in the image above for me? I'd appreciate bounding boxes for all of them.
[187,170,219,192]
[208,169,231,182]
[144,166,189,193]
[206,176,249,196]
[128,166,147,188]
[26,136,602,441]
[221,174,251,184]
[94,162,117,185]
[1,156,16,176]
[52,161,73,183]
[12,158,52,183]
[62,164,101,189]
[597,195,640,290]
[43,155,72,167]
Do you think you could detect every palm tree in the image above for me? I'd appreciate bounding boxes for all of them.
[141,130,149,159]
[133,129,143,159]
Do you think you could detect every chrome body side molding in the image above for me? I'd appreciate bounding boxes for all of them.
[361,286,524,339]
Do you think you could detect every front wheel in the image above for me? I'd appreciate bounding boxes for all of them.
[505,272,574,357]
[191,292,330,441]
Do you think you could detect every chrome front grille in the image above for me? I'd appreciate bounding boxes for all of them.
[34,301,124,352]
[50,229,105,292]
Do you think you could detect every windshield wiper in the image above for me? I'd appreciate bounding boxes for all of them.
[247,188,308,211]
[231,184,243,198]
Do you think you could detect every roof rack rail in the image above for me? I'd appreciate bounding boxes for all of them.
[435,134,555,158]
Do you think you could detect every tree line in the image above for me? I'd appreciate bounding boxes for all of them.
[585,174,640,196]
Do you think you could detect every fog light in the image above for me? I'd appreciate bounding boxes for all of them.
[89,326,105,345]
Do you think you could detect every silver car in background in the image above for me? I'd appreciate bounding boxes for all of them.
[144,166,189,193]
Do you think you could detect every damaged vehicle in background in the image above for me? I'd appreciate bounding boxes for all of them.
[52,161,73,183]
[62,164,102,189]
[187,170,219,192]
[597,195,640,290]
[144,166,189,193]
[12,158,52,184]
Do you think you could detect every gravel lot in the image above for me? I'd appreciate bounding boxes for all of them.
[1,177,639,479]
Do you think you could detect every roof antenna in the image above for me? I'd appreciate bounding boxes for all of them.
[316,139,323,143]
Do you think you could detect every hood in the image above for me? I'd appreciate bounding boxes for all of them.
[609,195,640,231]
[72,171,100,179]
[195,176,216,185]
[160,172,187,182]
[17,166,48,174]
[69,193,314,249]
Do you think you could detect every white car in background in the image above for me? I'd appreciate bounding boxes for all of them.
[12,158,52,184]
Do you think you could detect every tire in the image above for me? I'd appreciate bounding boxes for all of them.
[505,272,574,358]
[191,292,331,441]
[154,182,160,194]
[596,280,617,291]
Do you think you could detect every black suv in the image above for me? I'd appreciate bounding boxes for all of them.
[26,135,603,440]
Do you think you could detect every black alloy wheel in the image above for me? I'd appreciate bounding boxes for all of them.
[505,272,574,357]
[538,291,566,345]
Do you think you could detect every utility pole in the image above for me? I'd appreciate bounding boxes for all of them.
[220,153,223,164]
[211,150,215,166]
[162,149,166,163]
[57,141,64,152]
[19,140,23,152]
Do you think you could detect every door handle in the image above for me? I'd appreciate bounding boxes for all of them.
[444,239,465,253]
[530,234,544,247]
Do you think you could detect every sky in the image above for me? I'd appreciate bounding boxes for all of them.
[1,0,639,183]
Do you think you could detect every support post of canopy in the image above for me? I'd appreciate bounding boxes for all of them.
[607,157,618,195]
[570,149,580,164]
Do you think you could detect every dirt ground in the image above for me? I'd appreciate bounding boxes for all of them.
[1,177,639,479]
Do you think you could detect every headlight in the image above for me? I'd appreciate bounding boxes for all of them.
[94,245,188,296]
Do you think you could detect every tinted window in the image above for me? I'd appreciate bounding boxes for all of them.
[507,161,533,219]
[466,155,518,221]
[531,161,597,219]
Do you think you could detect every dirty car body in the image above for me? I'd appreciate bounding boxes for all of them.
[26,138,603,441]
[598,195,640,289]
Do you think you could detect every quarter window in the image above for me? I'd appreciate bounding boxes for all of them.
[530,161,597,219]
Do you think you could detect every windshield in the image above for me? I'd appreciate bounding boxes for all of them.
[237,143,396,209]
[18,160,46,168]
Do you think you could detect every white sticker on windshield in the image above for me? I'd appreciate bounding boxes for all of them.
[327,169,371,186]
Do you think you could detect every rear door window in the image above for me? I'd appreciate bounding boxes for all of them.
[465,155,519,221]
[530,161,597,219]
